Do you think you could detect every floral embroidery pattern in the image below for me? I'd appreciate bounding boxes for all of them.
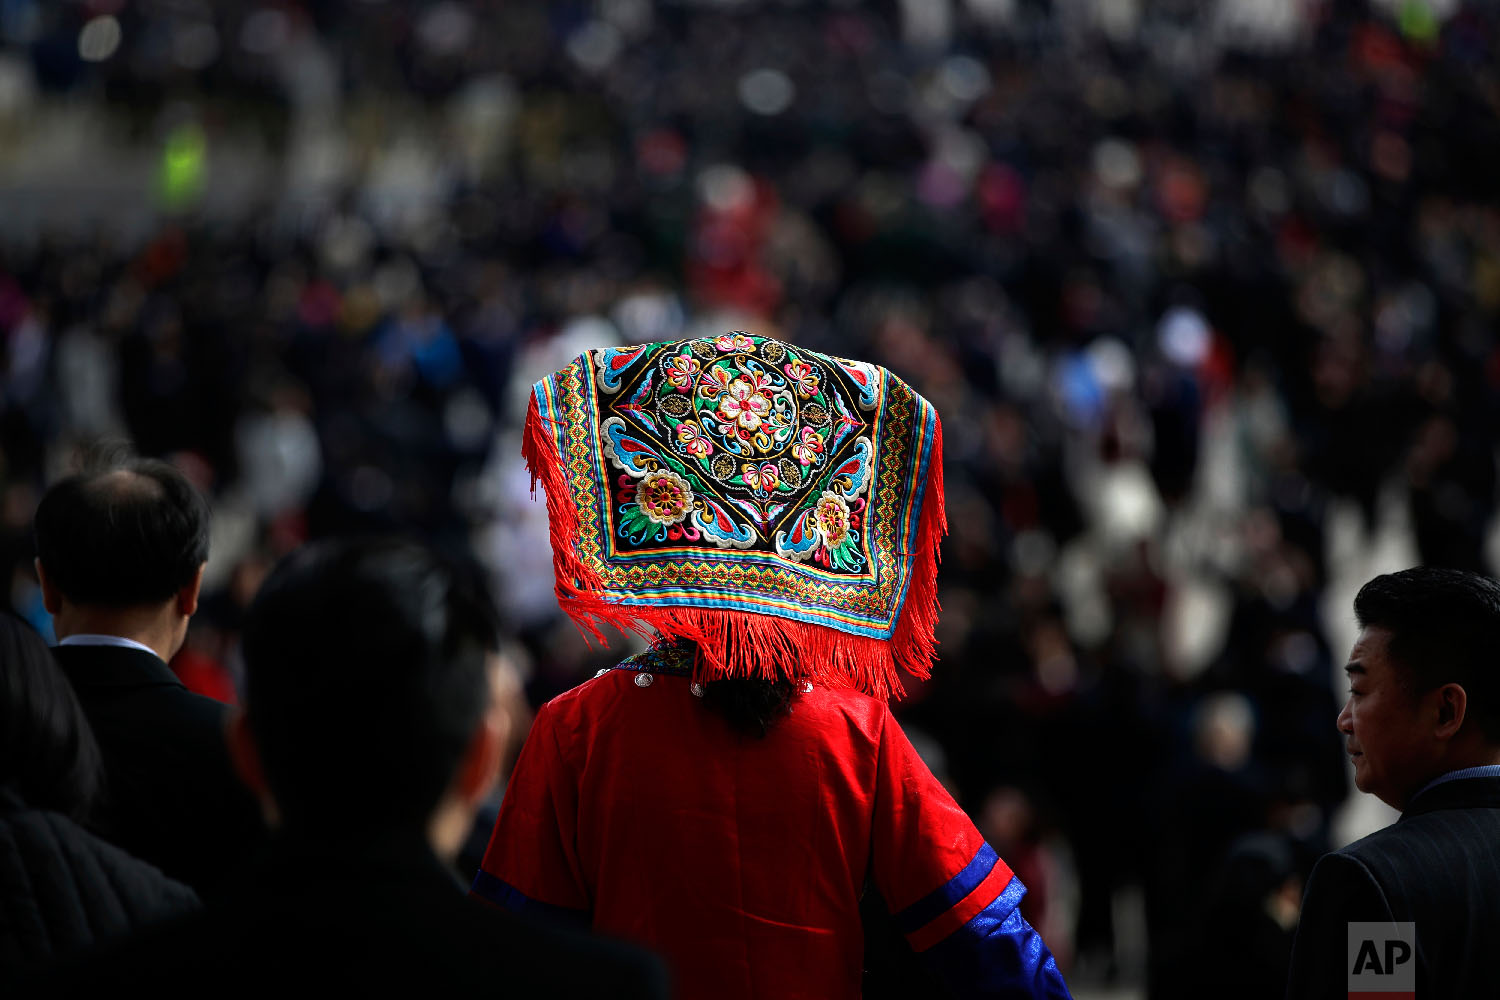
[599,334,869,552]
[638,470,693,525]
[742,462,779,494]
[715,333,754,353]
[676,422,714,458]
[535,333,939,640]
[716,376,773,435]
[783,360,821,398]
[616,468,700,544]
[791,426,824,466]
[812,491,863,570]
[664,353,700,392]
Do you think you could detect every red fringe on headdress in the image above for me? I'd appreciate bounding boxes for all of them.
[523,391,947,700]
[522,391,622,637]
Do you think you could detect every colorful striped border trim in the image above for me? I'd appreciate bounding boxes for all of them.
[894,842,1006,936]
[921,876,1073,997]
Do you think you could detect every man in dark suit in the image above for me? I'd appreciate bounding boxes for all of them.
[33,457,263,898]
[56,537,668,996]
[1286,566,1500,998]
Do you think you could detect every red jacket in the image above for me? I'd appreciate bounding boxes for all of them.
[474,661,1071,999]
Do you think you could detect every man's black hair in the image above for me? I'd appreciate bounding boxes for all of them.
[1354,566,1500,742]
[0,613,102,820]
[34,458,211,607]
[242,537,501,832]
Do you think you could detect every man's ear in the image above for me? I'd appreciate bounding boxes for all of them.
[34,559,61,616]
[1433,682,1468,742]
[177,562,206,618]
[225,709,276,823]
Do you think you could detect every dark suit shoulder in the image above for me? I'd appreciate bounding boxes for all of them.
[1286,851,1392,1000]
[50,643,264,900]
[1336,790,1500,908]
[40,849,669,999]
[1291,785,1500,1000]
[53,643,229,754]
[0,800,198,971]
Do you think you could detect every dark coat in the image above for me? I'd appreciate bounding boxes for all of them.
[0,787,198,973]
[52,644,265,900]
[1285,775,1500,999]
[51,831,670,998]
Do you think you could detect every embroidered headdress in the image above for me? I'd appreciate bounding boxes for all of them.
[524,333,945,699]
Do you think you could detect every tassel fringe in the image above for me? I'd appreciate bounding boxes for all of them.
[522,392,633,645]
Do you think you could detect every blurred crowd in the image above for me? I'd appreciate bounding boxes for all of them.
[2,0,1499,993]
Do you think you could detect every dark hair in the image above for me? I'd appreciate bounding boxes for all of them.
[0,613,103,819]
[242,537,501,831]
[1353,566,1500,741]
[1209,832,1297,916]
[34,457,211,607]
[703,676,796,737]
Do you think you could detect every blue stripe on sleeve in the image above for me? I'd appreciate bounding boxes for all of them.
[894,842,1000,935]
[922,875,1074,999]
[469,869,590,925]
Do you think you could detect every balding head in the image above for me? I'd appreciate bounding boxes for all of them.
[35,458,210,608]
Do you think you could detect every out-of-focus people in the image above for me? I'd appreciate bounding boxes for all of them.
[474,335,1071,999]
[32,455,264,899]
[1286,568,1500,998]
[0,613,197,977]
[1148,691,1272,996]
[1173,832,1300,1000]
[50,537,668,996]
[979,785,1069,963]
[0,1,1495,991]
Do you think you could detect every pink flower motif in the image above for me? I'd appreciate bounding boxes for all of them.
[715,333,755,352]
[790,425,824,466]
[676,421,714,458]
[717,378,771,432]
[664,353,700,392]
[742,462,780,492]
[783,360,820,397]
[698,365,735,399]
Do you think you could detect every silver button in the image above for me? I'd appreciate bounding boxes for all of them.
[594,668,609,679]
[634,672,654,687]
[800,681,814,693]
[690,682,707,698]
